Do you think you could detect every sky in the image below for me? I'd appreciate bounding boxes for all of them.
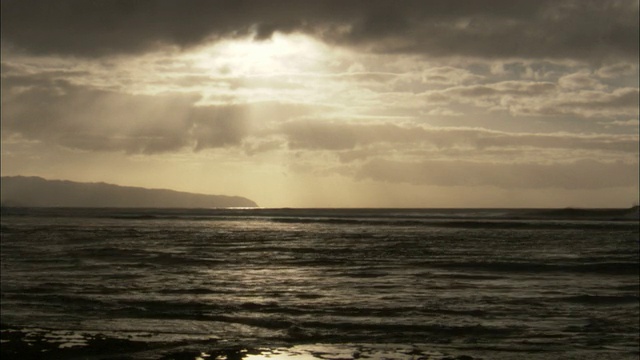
[1,0,639,208]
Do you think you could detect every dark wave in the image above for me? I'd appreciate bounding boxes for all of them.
[4,206,638,223]
[427,272,505,280]
[432,261,640,275]
[269,217,638,230]
[555,294,640,305]
[519,206,639,220]
[67,247,222,267]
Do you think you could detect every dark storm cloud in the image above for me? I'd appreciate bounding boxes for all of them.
[2,0,637,61]
[1,76,253,154]
[357,158,639,189]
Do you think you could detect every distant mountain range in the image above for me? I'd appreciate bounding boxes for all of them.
[0,176,258,208]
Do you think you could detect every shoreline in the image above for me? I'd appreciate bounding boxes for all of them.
[3,324,639,360]
[0,324,483,360]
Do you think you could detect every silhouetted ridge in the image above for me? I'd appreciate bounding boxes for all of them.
[0,176,258,208]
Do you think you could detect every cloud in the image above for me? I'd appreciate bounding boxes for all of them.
[528,87,639,118]
[191,106,250,150]
[558,71,606,90]
[1,76,258,153]
[596,63,638,78]
[3,69,636,162]
[422,80,639,119]
[419,66,484,85]
[2,0,637,62]
[423,81,558,109]
[605,119,640,127]
[356,158,639,189]
[281,121,358,150]
[280,120,639,154]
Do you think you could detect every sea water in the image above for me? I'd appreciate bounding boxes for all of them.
[1,208,638,359]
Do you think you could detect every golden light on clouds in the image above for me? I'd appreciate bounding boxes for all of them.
[1,1,638,208]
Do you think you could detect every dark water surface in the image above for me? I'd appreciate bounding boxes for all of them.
[1,208,638,359]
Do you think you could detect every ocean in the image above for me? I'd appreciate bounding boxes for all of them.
[1,207,638,360]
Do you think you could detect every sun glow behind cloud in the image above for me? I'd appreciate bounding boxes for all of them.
[192,33,330,76]
[167,32,366,112]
